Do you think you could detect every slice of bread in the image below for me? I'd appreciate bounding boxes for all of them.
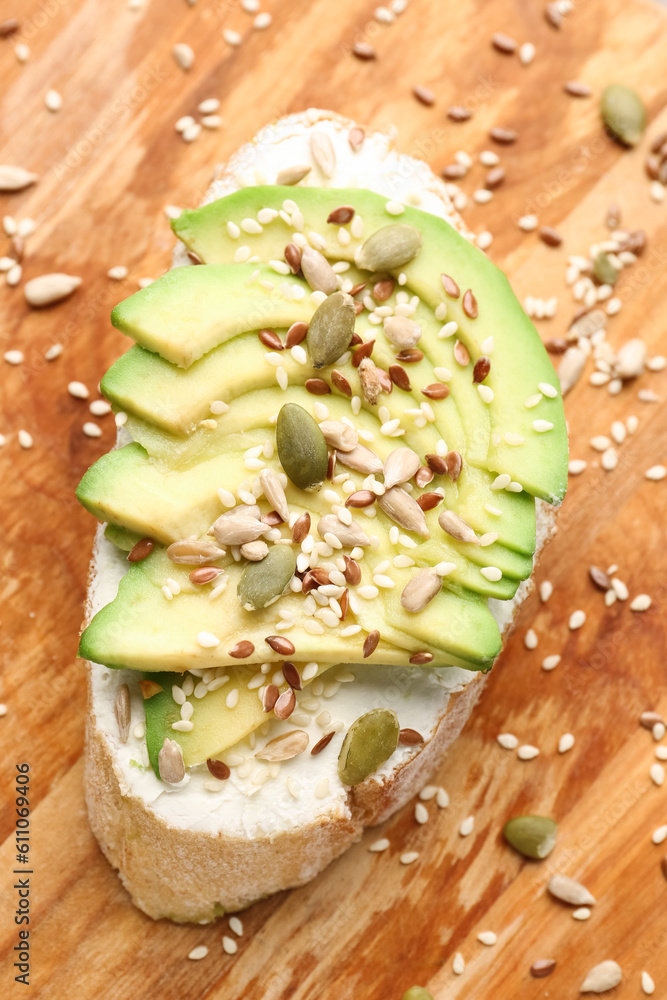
[83,110,557,922]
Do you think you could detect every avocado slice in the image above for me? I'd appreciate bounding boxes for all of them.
[110,263,315,368]
[172,186,567,503]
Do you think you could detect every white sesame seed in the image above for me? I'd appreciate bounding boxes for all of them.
[559,733,575,753]
[650,180,665,203]
[601,447,618,471]
[435,788,449,809]
[188,945,208,961]
[477,230,493,250]
[478,384,494,403]
[222,935,238,955]
[641,971,656,996]
[524,628,538,650]
[175,115,195,133]
[656,747,667,761]
[568,459,587,475]
[652,825,667,845]
[453,952,465,975]
[569,610,586,630]
[15,43,30,63]
[198,98,220,114]
[481,566,502,582]
[611,577,628,601]
[517,744,540,760]
[0,704,7,717]
[525,393,542,408]
[542,654,561,671]
[497,733,519,750]
[45,89,62,112]
[477,931,497,946]
[400,851,420,864]
[648,355,666,372]
[82,421,102,438]
[229,916,243,936]
[68,381,89,399]
[504,432,525,445]
[518,214,538,231]
[253,11,272,28]
[460,815,475,837]
[572,907,591,920]
[369,838,390,852]
[539,580,553,602]
[197,631,220,648]
[4,349,24,365]
[630,594,652,612]
[171,720,193,732]
[533,419,554,433]
[172,42,194,70]
[645,465,666,481]
[519,41,536,64]
[415,803,429,825]
[650,763,665,786]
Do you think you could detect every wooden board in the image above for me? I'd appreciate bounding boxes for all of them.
[1,0,667,996]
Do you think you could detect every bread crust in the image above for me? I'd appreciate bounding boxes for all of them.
[82,109,558,921]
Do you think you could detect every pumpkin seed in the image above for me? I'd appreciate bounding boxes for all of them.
[114,684,131,743]
[338,708,400,785]
[592,251,619,285]
[237,544,296,610]
[158,738,185,784]
[402,990,434,1000]
[300,245,337,294]
[355,224,423,272]
[378,486,430,537]
[255,729,309,761]
[503,815,558,859]
[601,83,646,146]
[580,960,622,994]
[307,291,356,369]
[0,165,39,191]
[276,402,329,491]
[400,568,441,613]
[383,447,421,489]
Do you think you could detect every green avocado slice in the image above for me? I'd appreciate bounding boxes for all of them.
[172,186,567,503]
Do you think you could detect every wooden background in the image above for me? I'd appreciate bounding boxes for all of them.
[1,0,667,997]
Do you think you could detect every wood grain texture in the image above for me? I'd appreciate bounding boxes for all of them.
[1,0,666,997]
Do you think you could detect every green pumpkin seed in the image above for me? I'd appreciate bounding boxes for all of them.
[307,291,356,369]
[276,403,329,492]
[592,251,619,286]
[503,815,558,859]
[355,224,423,272]
[337,708,399,785]
[601,84,646,147]
[402,990,434,1000]
[237,544,296,611]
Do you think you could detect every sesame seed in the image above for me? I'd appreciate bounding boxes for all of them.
[519,214,539,231]
[569,610,586,630]
[645,465,666,481]
[18,430,33,449]
[400,851,420,864]
[369,838,390,852]
[68,381,89,399]
[542,654,561,671]
[0,704,7,717]
[436,788,449,808]
[558,733,575,753]
[460,815,475,836]
[540,580,553,602]
[518,745,540,760]
[197,631,220,648]
[650,763,665,786]
[477,931,497,946]
[83,421,102,438]
[524,628,538,649]
[188,945,208,961]
[630,593,652,612]
[4,349,24,365]
[222,935,238,955]
[533,419,554,433]
[641,971,656,995]
[652,825,667,845]
[253,11,272,28]
[229,916,243,936]
[491,473,511,490]
[481,566,502,582]
[453,953,465,975]
[519,41,535,64]
[572,907,591,920]
[415,803,429,824]
[497,733,519,750]
[45,89,62,112]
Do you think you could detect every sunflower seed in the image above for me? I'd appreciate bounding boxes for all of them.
[240,539,269,561]
[378,487,430,537]
[601,83,646,146]
[438,509,479,544]
[580,960,622,993]
[358,357,382,405]
[382,447,421,489]
[238,544,296,610]
[355,224,422,272]
[318,419,358,452]
[548,873,596,906]
[317,515,370,547]
[382,314,422,349]
[167,539,226,564]
[401,568,441,612]
[307,291,356,369]
[277,402,329,491]
[211,505,267,545]
[300,245,337,294]
[276,163,312,186]
[310,131,336,177]
[336,444,383,474]
[255,729,309,761]
[0,165,38,191]
[338,708,400,785]
[158,738,185,783]
[258,468,290,521]
[24,273,82,307]
[114,684,131,743]
[558,346,587,394]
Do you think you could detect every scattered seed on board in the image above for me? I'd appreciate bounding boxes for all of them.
[172,43,194,70]
[558,733,575,753]
[569,610,586,630]
[580,960,622,993]
[369,838,390,852]
[188,945,208,961]
[548,873,595,906]
[460,815,475,836]
[222,935,238,955]
[477,931,497,946]
[517,745,540,760]
[642,971,656,996]
[400,851,420,864]
[453,952,465,975]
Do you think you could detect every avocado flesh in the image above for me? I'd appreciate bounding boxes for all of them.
[173,186,567,503]
[80,549,502,677]
[110,263,315,368]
